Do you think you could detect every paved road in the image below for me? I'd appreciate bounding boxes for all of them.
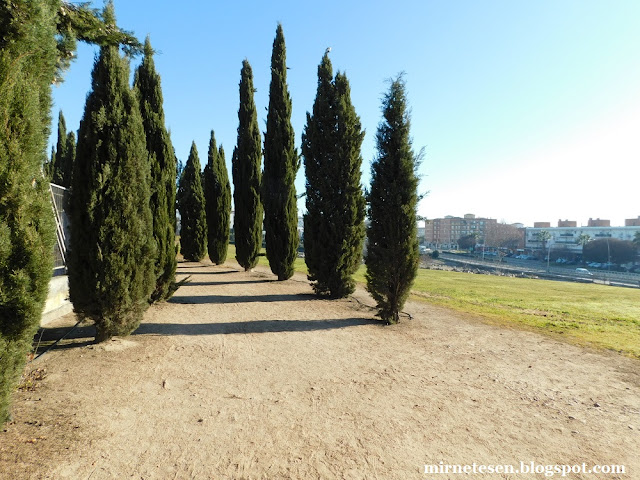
[438,253,640,288]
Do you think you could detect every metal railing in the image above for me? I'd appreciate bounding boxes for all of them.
[49,183,71,274]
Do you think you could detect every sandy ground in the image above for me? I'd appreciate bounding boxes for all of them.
[1,260,639,480]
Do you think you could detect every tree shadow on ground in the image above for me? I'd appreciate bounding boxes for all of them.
[176,270,238,276]
[33,317,381,353]
[179,279,273,287]
[168,293,317,304]
[32,324,96,354]
[134,317,380,336]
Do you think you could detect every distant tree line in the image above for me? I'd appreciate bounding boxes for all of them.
[582,238,636,265]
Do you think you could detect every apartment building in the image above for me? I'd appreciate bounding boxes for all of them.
[424,214,497,249]
[525,220,640,255]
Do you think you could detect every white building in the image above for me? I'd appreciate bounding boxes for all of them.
[525,225,640,255]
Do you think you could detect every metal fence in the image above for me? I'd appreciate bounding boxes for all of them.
[49,183,71,274]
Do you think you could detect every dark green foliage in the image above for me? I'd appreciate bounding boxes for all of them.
[263,24,299,281]
[458,234,477,250]
[50,110,68,185]
[1,0,142,427]
[49,111,75,187]
[134,37,177,302]
[0,0,57,424]
[177,142,207,261]
[68,3,155,343]
[54,1,141,82]
[64,130,76,187]
[583,238,636,264]
[302,52,365,297]
[232,60,263,271]
[45,145,55,178]
[204,132,231,265]
[365,76,420,324]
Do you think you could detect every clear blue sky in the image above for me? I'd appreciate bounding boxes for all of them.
[50,0,640,227]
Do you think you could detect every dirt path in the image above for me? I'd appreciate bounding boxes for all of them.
[1,261,639,479]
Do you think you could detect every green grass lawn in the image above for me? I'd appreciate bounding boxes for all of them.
[223,245,640,358]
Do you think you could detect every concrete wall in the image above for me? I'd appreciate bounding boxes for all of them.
[41,275,73,327]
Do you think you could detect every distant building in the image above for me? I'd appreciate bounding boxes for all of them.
[525,225,640,256]
[625,216,640,227]
[588,218,610,227]
[557,219,577,227]
[424,214,497,249]
[534,222,551,228]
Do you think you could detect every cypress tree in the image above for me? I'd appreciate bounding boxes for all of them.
[177,142,207,261]
[204,131,231,264]
[51,110,68,186]
[68,3,155,343]
[232,60,263,271]
[134,37,177,301]
[50,111,74,187]
[365,76,420,324]
[263,23,299,281]
[302,51,365,297]
[0,0,57,425]
[63,130,76,188]
[45,145,56,179]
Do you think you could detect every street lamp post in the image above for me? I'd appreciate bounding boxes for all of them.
[606,236,611,283]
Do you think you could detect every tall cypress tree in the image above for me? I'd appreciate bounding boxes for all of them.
[232,60,263,271]
[68,3,155,343]
[302,51,365,297]
[204,131,231,264]
[177,142,207,262]
[0,0,57,425]
[63,130,76,187]
[263,23,299,281]
[134,37,177,301]
[51,110,68,186]
[365,76,420,324]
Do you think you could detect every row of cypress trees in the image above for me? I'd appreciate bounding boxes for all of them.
[175,25,421,323]
[68,4,176,342]
[178,24,300,282]
[176,130,232,265]
[47,110,76,188]
[1,5,420,427]
[0,0,141,426]
[302,53,420,323]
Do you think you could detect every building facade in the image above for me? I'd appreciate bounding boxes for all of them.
[525,225,640,256]
[424,214,498,249]
[587,218,610,227]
